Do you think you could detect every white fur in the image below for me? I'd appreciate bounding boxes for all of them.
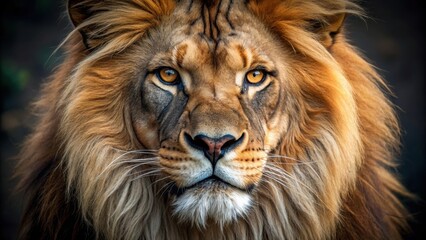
[172,187,252,228]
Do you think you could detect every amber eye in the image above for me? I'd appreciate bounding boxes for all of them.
[157,67,179,84]
[245,69,266,84]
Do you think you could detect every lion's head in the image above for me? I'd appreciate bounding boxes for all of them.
[17,0,409,239]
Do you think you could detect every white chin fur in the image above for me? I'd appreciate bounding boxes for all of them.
[172,188,252,228]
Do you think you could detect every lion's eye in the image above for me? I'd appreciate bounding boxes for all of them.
[245,69,266,85]
[157,67,180,84]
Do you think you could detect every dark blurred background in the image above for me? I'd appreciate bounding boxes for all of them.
[0,0,424,239]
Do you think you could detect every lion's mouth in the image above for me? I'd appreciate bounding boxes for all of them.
[170,176,254,197]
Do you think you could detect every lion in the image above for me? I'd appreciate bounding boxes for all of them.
[16,0,409,239]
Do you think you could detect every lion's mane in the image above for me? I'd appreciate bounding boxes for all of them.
[16,0,409,239]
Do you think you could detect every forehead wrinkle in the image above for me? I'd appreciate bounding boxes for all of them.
[174,44,188,68]
[236,44,248,69]
[211,38,227,70]
[183,0,239,43]
[170,0,256,71]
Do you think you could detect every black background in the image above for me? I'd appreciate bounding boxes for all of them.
[1,0,424,239]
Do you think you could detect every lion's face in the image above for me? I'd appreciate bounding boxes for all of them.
[131,2,286,225]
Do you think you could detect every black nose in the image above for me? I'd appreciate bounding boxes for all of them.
[184,133,244,166]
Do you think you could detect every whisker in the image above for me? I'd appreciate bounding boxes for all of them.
[264,164,317,195]
[111,150,158,163]
[266,154,322,182]
[262,171,292,191]
[100,156,159,174]
[151,175,170,187]
[111,148,158,153]
[262,169,318,201]
[124,161,159,174]
[268,158,321,182]
[157,181,174,199]
[130,169,162,182]
[267,154,316,165]
[114,158,160,165]
[96,157,160,181]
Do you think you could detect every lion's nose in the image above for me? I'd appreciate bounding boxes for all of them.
[184,133,244,166]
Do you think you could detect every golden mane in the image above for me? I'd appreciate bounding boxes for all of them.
[16,0,409,239]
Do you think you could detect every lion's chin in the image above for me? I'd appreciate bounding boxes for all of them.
[171,179,252,228]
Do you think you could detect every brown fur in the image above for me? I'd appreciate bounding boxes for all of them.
[16,0,409,239]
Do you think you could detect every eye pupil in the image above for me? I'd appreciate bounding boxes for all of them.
[165,69,175,76]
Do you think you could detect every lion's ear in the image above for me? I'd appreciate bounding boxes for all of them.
[67,0,99,49]
[67,0,176,50]
[311,13,346,48]
[248,0,358,49]
[68,0,88,28]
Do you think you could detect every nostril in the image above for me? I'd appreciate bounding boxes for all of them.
[184,133,210,151]
[221,137,238,152]
[193,135,211,151]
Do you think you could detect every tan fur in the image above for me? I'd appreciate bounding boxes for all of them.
[17,0,409,239]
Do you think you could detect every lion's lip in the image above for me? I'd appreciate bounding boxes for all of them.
[187,176,229,189]
[170,176,229,197]
[169,176,253,197]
